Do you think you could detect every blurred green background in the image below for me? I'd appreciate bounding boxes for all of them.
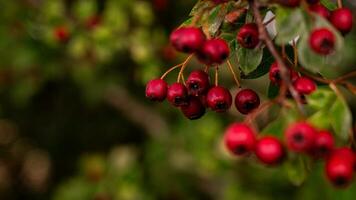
[0,0,356,200]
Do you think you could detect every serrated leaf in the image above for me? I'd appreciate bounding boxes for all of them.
[284,155,308,186]
[275,8,306,45]
[320,0,338,10]
[237,47,263,75]
[330,97,352,141]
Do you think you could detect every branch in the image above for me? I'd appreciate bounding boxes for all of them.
[250,0,305,115]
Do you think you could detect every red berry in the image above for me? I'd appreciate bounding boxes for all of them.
[170,27,206,53]
[206,86,232,112]
[167,83,188,106]
[309,28,335,55]
[333,148,356,164]
[235,89,260,115]
[145,79,167,102]
[330,8,353,35]
[54,26,70,43]
[269,62,300,85]
[197,39,230,65]
[237,23,259,49]
[181,96,206,120]
[224,123,256,156]
[285,122,317,152]
[309,4,330,19]
[293,77,316,95]
[325,149,355,187]
[186,70,210,96]
[86,15,101,30]
[255,136,285,165]
[276,0,301,7]
[311,130,334,159]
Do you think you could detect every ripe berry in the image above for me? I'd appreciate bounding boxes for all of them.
[224,123,256,156]
[186,70,210,96]
[181,96,206,120]
[326,149,355,187]
[269,62,300,85]
[330,8,353,35]
[145,79,168,102]
[170,27,206,53]
[309,28,335,55]
[255,136,285,165]
[276,0,301,7]
[206,86,232,112]
[237,23,259,49]
[309,4,330,19]
[285,122,317,152]
[54,26,70,43]
[197,39,230,65]
[167,83,188,106]
[311,130,334,159]
[85,15,101,30]
[293,77,316,95]
[235,89,260,115]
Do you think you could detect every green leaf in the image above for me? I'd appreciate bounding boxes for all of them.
[267,83,279,99]
[320,0,338,10]
[284,154,309,186]
[308,110,330,130]
[237,47,263,75]
[241,48,274,79]
[330,96,352,141]
[261,115,285,138]
[306,87,336,110]
[208,5,229,36]
[220,32,237,54]
[189,0,213,16]
[275,8,306,45]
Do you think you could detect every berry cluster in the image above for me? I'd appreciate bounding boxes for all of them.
[224,121,356,187]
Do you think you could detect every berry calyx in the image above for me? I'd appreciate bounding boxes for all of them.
[275,0,301,7]
[235,89,260,115]
[309,4,330,19]
[255,136,285,165]
[181,96,206,120]
[206,86,232,112]
[309,28,335,55]
[145,79,168,102]
[293,77,317,95]
[311,130,334,159]
[186,70,210,96]
[224,123,256,156]
[325,149,355,187]
[197,39,230,65]
[330,8,353,35]
[237,23,259,49]
[285,122,317,152]
[170,27,206,53]
[167,83,188,106]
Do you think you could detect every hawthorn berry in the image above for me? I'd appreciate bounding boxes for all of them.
[285,122,317,152]
[255,136,285,165]
[276,0,301,7]
[197,39,230,65]
[309,28,335,55]
[186,70,210,96]
[293,77,316,95]
[145,79,168,102]
[326,149,355,187]
[235,89,260,115]
[167,83,188,106]
[85,15,101,30]
[206,86,232,112]
[269,62,300,85]
[311,130,334,159]
[181,96,206,120]
[309,4,330,19]
[237,23,259,49]
[330,8,353,35]
[170,27,206,53]
[224,123,256,156]
[54,26,70,43]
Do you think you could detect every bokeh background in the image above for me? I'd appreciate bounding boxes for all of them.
[0,0,356,199]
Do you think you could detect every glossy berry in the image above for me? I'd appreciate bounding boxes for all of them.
[326,149,355,187]
[276,0,301,7]
[235,89,260,115]
[330,8,353,35]
[285,122,317,152]
[309,4,330,19]
[333,148,356,165]
[197,39,230,65]
[167,83,188,106]
[293,77,316,95]
[237,23,259,49]
[255,136,285,165]
[206,86,232,112]
[309,28,335,55]
[269,62,300,85]
[186,70,210,96]
[145,79,168,102]
[181,96,205,120]
[54,26,70,43]
[170,27,206,53]
[311,130,334,159]
[224,123,256,156]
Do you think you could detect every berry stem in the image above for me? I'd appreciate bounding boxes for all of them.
[227,60,241,88]
[250,0,305,115]
[337,0,343,8]
[215,66,219,86]
[177,54,194,83]
[160,63,184,79]
[244,100,276,125]
[292,40,298,67]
